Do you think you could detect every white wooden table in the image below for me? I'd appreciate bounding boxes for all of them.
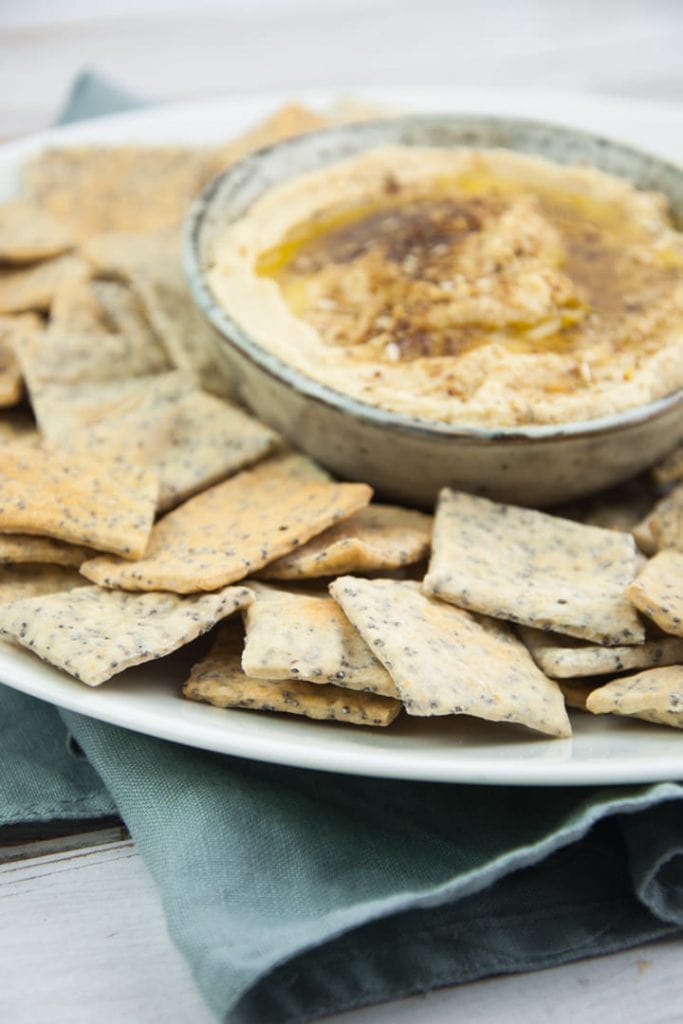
[1,1,682,1020]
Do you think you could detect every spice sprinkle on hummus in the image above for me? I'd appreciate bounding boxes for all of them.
[208,146,683,426]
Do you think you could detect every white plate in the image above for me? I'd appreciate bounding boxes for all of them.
[2,86,683,786]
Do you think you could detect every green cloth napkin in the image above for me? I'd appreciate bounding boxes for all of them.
[0,73,682,1023]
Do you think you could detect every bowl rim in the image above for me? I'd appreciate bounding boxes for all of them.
[182,111,683,444]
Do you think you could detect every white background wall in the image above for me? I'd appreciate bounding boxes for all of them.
[1,0,682,138]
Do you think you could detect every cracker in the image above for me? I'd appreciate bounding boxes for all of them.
[627,549,683,636]
[18,297,169,386]
[632,484,683,554]
[22,146,218,240]
[518,625,683,679]
[80,453,372,593]
[183,619,400,726]
[0,534,94,567]
[242,583,398,696]
[0,314,35,407]
[13,311,167,440]
[0,446,158,558]
[0,583,252,686]
[586,665,683,728]
[330,577,571,737]
[84,227,233,395]
[82,228,181,281]
[0,253,88,314]
[258,504,431,579]
[133,271,229,394]
[31,377,162,442]
[50,277,108,333]
[213,103,329,170]
[89,280,170,369]
[0,199,74,264]
[74,372,281,511]
[423,490,644,645]
[0,564,84,605]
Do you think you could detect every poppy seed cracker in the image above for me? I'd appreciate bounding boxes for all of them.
[242,583,398,696]
[424,490,644,645]
[258,504,431,580]
[627,549,683,636]
[183,618,401,726]
[0,446,158,558]
[0,583,253,686]
[586,665,683,729]
[330,576,571,738]
[80,453,372,593]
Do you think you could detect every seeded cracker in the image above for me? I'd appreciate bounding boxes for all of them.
[22,146,219,240]
[627,549,683,636]
[13,310,168,440]
[0,314,37,408]
[183,618,400,726]
[424,490,643,645]
[242,583,398,696]
[0,253,88,315]
[81,453,372,593]
[586,665,683,729]
[330,577,571,737]
[0,584,252,686]
[0,534,94,567]
[518,624,683,678]
[0,564,84,605]
[0,447,157,558]
[258,504,431,579]
[73,372,281,511]
[632,483,683,554]
[0,199,74,263]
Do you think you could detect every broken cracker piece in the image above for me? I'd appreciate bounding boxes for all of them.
[0,446,157,558]
[242,583,398,696]
[518,624,683,679]
[330,576,571,738]
[258,504,431,580]
[183,618,400,726]
[0,583,252,686]
[81,453,371,593]
[627,549,683,636]
[424,490,643,646]
[586,665,683,729]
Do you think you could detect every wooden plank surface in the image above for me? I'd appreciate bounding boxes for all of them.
[0,840,681,1024]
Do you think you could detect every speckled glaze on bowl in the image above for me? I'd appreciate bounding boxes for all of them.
[183,114,683,508]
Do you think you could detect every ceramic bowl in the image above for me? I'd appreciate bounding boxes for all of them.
[183,114,683,508]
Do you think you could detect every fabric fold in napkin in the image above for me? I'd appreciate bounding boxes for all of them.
[0,73,681,1024]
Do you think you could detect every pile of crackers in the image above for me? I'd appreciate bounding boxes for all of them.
[0,103,682,740]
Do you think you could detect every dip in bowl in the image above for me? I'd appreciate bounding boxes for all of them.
[183,115,683,507]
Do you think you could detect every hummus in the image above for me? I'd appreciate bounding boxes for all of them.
[208,146,683,426]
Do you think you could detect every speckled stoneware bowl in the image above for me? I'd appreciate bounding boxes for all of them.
[183,115,683,508]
